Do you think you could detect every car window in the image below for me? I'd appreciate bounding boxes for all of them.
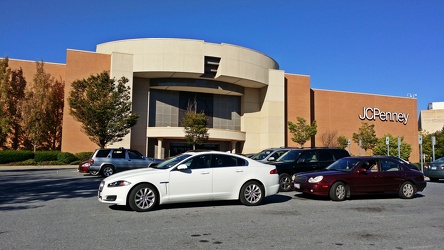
[326,158,361,172]
[251,149,274,160]
[154,154,191,169]
[112,150,126,159]
[277,150,302,162]
[318,150,334,161]
[362,160,378,172]
[128,150,144,160]
[299,151,317,163]
[212,154,246,167]
[380,159,400,172]
[184,155,211,169]
[95,149,111,158]
[331,149,350,159]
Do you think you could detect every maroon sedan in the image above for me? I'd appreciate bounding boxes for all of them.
[77,160,99,176]
[292,156,426,201]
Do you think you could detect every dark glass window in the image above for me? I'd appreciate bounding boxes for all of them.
[96,149,111,158]
[179,92,213,128]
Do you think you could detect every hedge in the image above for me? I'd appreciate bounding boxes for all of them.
[0,150,34,164]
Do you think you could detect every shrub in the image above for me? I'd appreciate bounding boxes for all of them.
[17,159,37,165]
[0,150,34,164]
[34,151,59,162]
[75,152,94,161]
[57,152,78,164]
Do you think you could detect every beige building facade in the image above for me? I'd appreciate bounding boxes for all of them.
[6,38,422,161]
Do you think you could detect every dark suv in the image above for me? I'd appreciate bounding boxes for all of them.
[267,148,350,191]
[88,148,163,177]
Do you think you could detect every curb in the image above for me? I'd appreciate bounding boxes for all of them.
[0,165,77,170]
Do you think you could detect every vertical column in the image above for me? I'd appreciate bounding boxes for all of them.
[157,138,163,159]
[231,141,237,154]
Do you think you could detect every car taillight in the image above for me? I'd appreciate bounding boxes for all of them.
[270,169,278,174]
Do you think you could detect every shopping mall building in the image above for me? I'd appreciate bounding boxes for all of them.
[7,38,420,161]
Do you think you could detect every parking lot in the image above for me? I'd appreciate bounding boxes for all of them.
[1,167,443,250]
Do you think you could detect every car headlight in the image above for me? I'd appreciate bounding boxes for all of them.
[308,176,323,183]
[107,181,131,187]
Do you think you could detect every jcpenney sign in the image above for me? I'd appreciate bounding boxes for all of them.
[359,107,409,125]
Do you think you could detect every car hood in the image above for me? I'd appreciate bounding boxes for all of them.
[297,169,348,177]
[103,167,167,182]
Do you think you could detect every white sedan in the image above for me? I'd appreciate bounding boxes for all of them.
[98,151,280,212]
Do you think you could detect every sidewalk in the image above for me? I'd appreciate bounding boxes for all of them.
[0,165,77,170]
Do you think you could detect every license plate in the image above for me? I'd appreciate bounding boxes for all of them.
[431,167,437,170]
[294,183,300,189]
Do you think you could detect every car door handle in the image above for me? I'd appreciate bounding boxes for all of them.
[201,171,210,175]
[235,169,244,172]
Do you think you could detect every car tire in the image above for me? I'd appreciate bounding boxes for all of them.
[429,178,439,182]
[399,181,416,199]
[279,173,292,192]
[239,181,264,206]
[89,170,99,176]
[329,182,347,201]
[100,165,115,177]
[128,183,158,212]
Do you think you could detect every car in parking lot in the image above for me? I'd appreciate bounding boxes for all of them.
[250,148,290,163]
[424,157,444,182]
[266,148,350,192]
[98,151,279,212]
[292,156,427,201]
[88,148,163,177]
[77,160,99,176]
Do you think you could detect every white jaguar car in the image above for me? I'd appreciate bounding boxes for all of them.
[98,151,279,212]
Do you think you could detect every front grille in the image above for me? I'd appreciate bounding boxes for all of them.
[294,176,307,183]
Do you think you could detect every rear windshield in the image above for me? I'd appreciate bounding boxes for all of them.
[95,149,111,158]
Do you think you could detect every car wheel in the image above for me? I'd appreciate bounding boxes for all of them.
[89,170,99,176]
[430,178,439,182]
[128,183,158,212]
[399,181,416,199]
[329,182,347,201]
[239,181,264,206]
[279,173,292,192]
[100,165,115,177]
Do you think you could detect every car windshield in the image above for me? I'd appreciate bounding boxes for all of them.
[276,150,302,163]
[151,154,191,169]
[326,158,361,172]
[250,150,274,160]
[433,157,444,163]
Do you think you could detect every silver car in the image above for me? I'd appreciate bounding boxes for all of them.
[89,148,163,177]
[250,148,290,163]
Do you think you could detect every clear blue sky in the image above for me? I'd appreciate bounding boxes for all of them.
[1,0,443,113]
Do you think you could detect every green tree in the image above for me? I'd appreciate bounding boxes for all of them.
[0,58,12,147]
[337,135,349,150]
[422,127,444,161]
[352,122,378,154]
[182,99,209,150]
[21,61,63,150]
[288,117,317,148]
[6,65,27,149]
[372,134,412,160]
[68,71,139,148]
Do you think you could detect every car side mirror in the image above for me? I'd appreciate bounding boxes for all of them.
[177,164,188,171]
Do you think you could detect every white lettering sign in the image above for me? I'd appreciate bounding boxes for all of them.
[359,107,409,125]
